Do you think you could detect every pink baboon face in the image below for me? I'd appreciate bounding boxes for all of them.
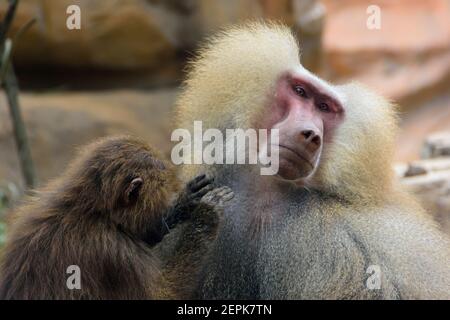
[263,71,345,181]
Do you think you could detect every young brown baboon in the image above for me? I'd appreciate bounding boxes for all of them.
[0,136,233,300]
[176,22,450,299]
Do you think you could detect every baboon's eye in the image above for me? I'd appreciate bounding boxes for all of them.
[293,85,307,98]
[318,102,331,113]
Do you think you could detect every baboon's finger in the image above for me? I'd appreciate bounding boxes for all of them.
[190,175,214,193]
[187,174,205,189]
[194,183,214,198]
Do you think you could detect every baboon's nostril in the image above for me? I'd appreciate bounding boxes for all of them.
[312,135,321,147]
[301,130,314,139]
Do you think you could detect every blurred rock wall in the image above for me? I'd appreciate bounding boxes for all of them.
[2,0,449,98]
[322,0,450,106]
[1,0,325,86]
[0,89,177,191]
[321,0,450,163]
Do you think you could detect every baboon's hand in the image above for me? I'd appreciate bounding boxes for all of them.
[200,186,234,211]
[192,186,234,231]
[163,174,215,230]
[185,173,215,206]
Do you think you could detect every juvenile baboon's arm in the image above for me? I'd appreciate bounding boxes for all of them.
[142,174,215,246]
[162,185,234,299]
[164,174,215,230]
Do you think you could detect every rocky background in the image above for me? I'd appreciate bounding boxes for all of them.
[0,0,450,239]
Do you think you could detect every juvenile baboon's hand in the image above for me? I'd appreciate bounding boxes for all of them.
[192,186,234,231]
[163,174,215,231]
[186,173,215,206]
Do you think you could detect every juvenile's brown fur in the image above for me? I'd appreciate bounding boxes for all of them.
[0,136,231,299]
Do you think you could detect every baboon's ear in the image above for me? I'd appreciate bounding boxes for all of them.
[124,177,143,205]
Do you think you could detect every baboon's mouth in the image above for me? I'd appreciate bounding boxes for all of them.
[277,144,314,169]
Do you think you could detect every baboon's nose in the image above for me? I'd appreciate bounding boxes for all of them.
[300,129,321,152]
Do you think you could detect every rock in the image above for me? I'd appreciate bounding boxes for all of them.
[404,164,427,177]
[398,131,450,235]
[0,89,177,192]
[395,95,450,162]
[401,170,450,193]
[393,163,408,178]
[291,0,325,70]
[184,0,265,36]
[422,131,450,159]
[402,157,450,177]
[2,0,182,80]
[401,170,450,235]
[321,0,450,106]
[2,0,325,80]
[182,0,324,71]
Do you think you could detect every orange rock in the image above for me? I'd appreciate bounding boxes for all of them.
[321,0,450,104]
[2,0,180,70]
[395,98,450,162]
[0,89,177,190]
